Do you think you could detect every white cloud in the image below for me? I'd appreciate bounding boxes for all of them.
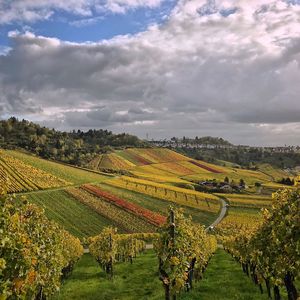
[0,0,165,24]
[0,0,300,145]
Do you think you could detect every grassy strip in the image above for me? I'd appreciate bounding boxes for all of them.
[54,249,269,300]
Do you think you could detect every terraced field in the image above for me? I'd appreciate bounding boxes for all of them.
[3,147,292,242]
[183,167,272,185]
[19,181,217,239]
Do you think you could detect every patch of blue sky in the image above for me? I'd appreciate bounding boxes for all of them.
[285,0,300,4]
[197,0,218,16]
[220,7,238,17]
[197,0,237,18]
[0,0,177,48]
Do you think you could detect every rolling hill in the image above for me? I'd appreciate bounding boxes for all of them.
[1,147,294,239]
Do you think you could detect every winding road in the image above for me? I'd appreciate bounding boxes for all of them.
[205,197,228,232]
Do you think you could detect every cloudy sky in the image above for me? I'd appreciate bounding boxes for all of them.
[0,0,300,146]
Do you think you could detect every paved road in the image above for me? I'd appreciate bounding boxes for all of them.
[205,197,228,232]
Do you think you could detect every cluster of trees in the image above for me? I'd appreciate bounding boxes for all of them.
[192,177,246,193]
[0,117,147,165]
[180,146,300,169]
[170,136,232,146]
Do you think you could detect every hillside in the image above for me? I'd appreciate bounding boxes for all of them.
[2,147,294,237]
[178,145,300,169]
[0,149,109,193]
[2,147,299,300]
[85,147,291,188]
[2,148,222,237]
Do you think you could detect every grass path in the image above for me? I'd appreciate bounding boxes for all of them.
[54,249,268,300]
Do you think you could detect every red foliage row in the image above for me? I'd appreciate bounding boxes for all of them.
[82,184,166,226]
[189,160,222,173]
[126,151,152,165]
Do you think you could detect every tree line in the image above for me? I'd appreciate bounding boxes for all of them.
[0,117,148,165]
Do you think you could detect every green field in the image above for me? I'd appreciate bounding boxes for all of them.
[53,249,268,300]
[23,190,118,239]
[6,150,110,185]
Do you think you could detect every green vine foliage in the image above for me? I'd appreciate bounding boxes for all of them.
[89,228,147,278]
[0,181,83,300]
[155,207,217,299]
[224,189,300,300]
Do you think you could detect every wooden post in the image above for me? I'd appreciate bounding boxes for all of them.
[274,286,281,300]
[169,209,176,300]
[205,198,210,208]
[284,272,298,300]
[109,233,113,280]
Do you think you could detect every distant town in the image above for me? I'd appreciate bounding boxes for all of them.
[148,138,300,153]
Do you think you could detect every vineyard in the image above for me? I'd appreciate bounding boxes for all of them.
[66,187,157,233]
[97,183,218,226]
[86,148,227,177]
[217,193,272,208]
[0,150,70,193]
[5,150,110,184]
[223,190,300,300]
[1,192,83,299]
[22,190,115,239]
[1,147,299,300]
[106,176,221,213]
[82,184,166,226]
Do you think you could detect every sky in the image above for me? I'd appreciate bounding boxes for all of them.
[0,0,300,146]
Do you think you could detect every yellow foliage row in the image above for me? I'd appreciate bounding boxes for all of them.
[1,193,83,299]
[89,227,148,273]
[107,176,220,213]
[223,189,300,294]
[0,150,71,193]
[155,208,217,297]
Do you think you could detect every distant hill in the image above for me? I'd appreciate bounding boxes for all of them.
[0,117,148,164]
[85,147,290,189]
[179,146,300,170]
